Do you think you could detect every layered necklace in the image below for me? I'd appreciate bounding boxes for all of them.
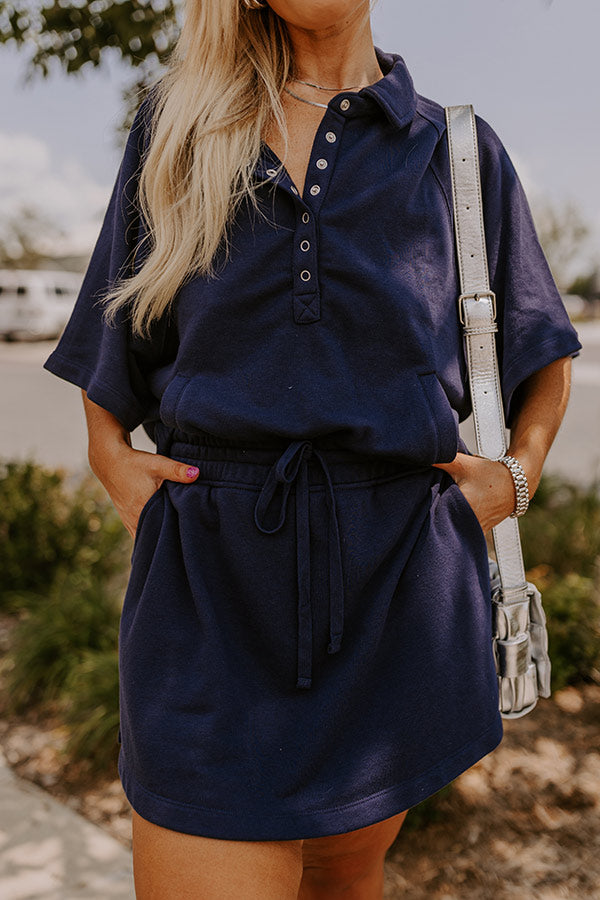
[284,76,363,109]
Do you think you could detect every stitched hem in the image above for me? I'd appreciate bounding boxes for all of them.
[118,714,503,840]
[43,349,147,432]
[502,334,582,428]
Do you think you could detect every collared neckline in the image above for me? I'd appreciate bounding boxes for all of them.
[298,45,417,131]
[254,46,418,183]
[354,45,418,131]
[273,45,417,131]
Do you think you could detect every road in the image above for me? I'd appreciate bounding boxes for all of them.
[1,322,599,486]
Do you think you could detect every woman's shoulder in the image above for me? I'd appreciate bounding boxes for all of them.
[414,90,514,179]
[122,82,162,164]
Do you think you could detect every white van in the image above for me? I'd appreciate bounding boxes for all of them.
[0,269,82,340]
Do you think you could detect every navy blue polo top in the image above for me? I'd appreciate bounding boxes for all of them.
[43,46,581,464]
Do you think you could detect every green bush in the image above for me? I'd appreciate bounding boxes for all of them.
[0,458,128,775]
[5,569,121,713]
[519,474,600,690]
[535,572,600,691]
[0,458,129,612]
[520,474,600,578]
[63,649,120,773]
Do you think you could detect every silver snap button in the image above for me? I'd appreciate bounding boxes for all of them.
[300,240,310,252]
[266,168,277,177]
[325,132,337,143]
[302,212,310,224]
[316,158,328,170]
[309,185,320,196]
[300,270,311,282]
[290,185,299,195]
[340,98,350,111]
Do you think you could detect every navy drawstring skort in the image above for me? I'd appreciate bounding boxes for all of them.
[116,423,503,840]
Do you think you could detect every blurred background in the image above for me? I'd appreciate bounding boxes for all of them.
[0,1,599,897]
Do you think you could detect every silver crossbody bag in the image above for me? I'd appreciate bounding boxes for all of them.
[444,104,552,719]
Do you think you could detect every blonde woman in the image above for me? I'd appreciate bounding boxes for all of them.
[44,0,580,896]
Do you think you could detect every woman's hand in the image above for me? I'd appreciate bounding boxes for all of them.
[82,390,199,540]
[434,356,574,533]
[91,442,199,540]
[432,452,517,534]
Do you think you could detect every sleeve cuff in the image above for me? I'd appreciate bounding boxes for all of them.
[502,334,582,428]
[43,349,148,433]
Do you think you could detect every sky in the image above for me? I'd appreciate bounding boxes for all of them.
[1,0,599,269]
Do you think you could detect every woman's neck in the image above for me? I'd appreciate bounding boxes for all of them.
[285,6,383,91]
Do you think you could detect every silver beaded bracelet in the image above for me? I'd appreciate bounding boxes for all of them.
[498,455,530,518]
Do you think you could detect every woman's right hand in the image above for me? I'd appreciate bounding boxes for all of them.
[81,390,199,540]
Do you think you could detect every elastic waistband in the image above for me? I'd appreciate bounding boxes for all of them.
[154,425,431,488]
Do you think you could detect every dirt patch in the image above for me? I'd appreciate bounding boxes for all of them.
[384,684,600,898]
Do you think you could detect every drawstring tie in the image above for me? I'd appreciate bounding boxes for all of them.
[253,440,344,689]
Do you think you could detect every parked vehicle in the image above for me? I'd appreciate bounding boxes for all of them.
[0,269,82,341]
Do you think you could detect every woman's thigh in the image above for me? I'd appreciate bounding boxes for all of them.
[299,811,408,899]
[131,810,304,900]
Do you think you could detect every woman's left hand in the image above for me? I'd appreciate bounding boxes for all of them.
[432,358,572,533]
[432,452,517,534]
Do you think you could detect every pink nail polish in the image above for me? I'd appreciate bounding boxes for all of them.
[186,466,199,478]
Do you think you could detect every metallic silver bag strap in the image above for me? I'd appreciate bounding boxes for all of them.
[445,104,528,596]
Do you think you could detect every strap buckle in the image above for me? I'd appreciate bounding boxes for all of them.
[458,290,497,325]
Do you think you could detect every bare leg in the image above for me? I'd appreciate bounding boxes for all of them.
[298,811,408,900]
[131,809,304,900]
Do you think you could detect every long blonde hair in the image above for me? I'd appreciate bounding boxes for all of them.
[103,1,293,338]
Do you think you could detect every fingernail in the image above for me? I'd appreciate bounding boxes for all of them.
[186,466,199,478]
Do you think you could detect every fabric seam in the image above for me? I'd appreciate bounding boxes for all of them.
[502,334,582,390]
[120,715,501,820]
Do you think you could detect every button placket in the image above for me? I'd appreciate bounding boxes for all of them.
[300,109,345,214]
[290,111,345,324]
[292,204,320,323]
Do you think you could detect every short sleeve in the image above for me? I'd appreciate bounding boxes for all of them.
[475,114,582,428]
[43,94,164,432]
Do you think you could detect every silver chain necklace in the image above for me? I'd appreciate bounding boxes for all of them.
[284,73,368,109]
[289,77,362,91]
[283,86,330,109]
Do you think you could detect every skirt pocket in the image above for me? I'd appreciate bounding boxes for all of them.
[444,474,489,555]
[131,482,165,559]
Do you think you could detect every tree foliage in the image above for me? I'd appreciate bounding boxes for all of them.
[0,0,180,77]
[533,198,591,291]
[568,268,600,302]
[0,205,65,269]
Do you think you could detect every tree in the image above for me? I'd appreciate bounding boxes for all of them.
[0,206,68,269]
[568,269,600,303]
[0,0,180,126]
[0,0,179,76]
[532,199,592,293]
